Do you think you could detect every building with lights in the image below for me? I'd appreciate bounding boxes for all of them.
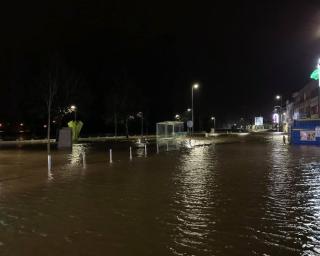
[292,80,319,119]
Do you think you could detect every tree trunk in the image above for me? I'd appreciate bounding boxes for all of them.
[125,119,129,139]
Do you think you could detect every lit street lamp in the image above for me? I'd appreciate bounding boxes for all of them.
[210,116,216,132]
[275,95,282,131]
[175,114,181,120]
[70,105,77,122]
[191,83,199,134]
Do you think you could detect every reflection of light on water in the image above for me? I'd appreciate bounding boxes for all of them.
[171,145,216,255]
[47,169,54,182]
[264,134,320,253]
[68,144,87,165]
[136,147,145,158]
[297,160,320,253]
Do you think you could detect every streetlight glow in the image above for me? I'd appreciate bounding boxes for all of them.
[70,105,77,111]
[187,108,191,112]
[275,95,281,100]
[193,83,199,89]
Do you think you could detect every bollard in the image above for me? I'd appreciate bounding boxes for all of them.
[166,142,169,152]
[144,144,147,157]
[109,149,113,164]
[129,146,132,160]
[82,152,86,168]
[47,154,52,171]
[156,143,159,154]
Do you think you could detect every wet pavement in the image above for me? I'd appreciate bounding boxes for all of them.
[0,134,320,255]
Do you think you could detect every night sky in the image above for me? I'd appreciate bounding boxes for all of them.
[1,1,320,133]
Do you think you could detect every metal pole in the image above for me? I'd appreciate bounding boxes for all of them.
[166,142,169,151]
[109,149,112,164]
[82,152,86,169]
[191,87,194,134]
[129,146,132,160]
[48,154,52,171]
[156,143,159,154]
[144,144,147,157]
[141,117,143,137]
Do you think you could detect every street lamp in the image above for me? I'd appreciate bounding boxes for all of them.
[175,114,181,120]
[210,116,216,132]
[191,83,199,134]
[70,105,77,121]
[137,112,143,137]
[275,95,282,131]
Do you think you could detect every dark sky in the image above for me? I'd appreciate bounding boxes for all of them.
[1,1,320,130]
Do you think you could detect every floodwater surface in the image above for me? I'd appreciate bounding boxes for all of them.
[0,134,320,255]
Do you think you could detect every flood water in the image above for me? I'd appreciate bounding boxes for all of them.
[0,134,320,255]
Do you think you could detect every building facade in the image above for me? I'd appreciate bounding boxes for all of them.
[292,80,319,119]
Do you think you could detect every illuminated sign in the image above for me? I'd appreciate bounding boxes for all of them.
[272,113,279,124]
[300,131,316,141]
[254,117,263,126]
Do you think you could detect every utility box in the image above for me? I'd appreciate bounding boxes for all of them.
[58,127,72,148]
[291,119,320,145]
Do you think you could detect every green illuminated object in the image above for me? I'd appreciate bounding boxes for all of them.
[68,120,83,142]
[310,69,319,80]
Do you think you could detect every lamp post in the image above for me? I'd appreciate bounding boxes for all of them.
[211,116,215,132]
[191,83,199,134]
[137,112,143,137]
[275,95,282,131]
[70,105,77,122]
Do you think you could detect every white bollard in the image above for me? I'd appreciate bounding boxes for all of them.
[166,142,169,152]
[129,146,132,160]
[156,143,159,154]
[82,152,86,168]
[144,144,147,157]
[109,149,113,164]
[47,154,52,171]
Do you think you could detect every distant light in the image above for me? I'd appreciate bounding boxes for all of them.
[0,123,2,127]
[43,124,47,128]
[275,95,281,100]
[70,105,77,111]
[52,120,56,123]
[193,83,199,89]
[283,112,286,115]
[175,114,180,120]
[211,116,215,120]
[20,123,23,127]
[187,108,191,112]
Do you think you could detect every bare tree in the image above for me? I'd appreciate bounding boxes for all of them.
[45,72,58,170]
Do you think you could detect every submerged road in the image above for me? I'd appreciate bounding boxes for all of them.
[0,134,319,255]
